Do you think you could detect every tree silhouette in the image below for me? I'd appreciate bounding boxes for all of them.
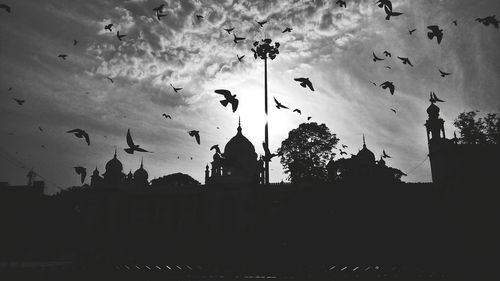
[453,111,499,144]
[252,38,280,185]
[151,173,201,187]
[277,123,339,183]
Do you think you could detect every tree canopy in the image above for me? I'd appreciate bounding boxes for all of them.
[277,122,339,183]
[453,111,500,145]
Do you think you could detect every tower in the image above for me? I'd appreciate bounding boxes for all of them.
[425,100,452,184]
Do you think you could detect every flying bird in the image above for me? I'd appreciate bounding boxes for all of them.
[104,23,113,32]
[452,20,458,26]
[307,116,312,120]
[274,97,289,109]
[390,108,397,114]
[256,20,268,27]
[124,129,151,154]
[170,83,182,93]
[13,98,25,105]
[162,113,171,119]
[430,92,445,103]
[427,25,443,44]
[383,51,391,57]
[293,109,301,115]
[210,144,222,155]
[73,166,87,183]
[282,27,293,33]
[106,77,114,83]
[224,27,234,34]
[382,150,391,159]
[384,6,402,20]
[373,52,384,62]
[339,149,347,156]
[233,34,245,44]
[408,28,417,35]
[215,89,239,112]
[336,0,347,8]
[475,16,499,29]
[196,14,204,20]
[439,69,452,77]
[116,31,126,41]
[397,56,413,67]
[380,81,395,95]
[237,54,245,62]
[58,54,68,60]
[156,11,167,21]
[67,129,90,145]
[262,142,278,162]
[0,4,11,13]
[294,77,315,91]
[188,130,200,145]
[73,40,78,46]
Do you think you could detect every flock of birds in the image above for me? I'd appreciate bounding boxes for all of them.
[1,0,499,185]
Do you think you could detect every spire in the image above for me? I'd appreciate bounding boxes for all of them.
[140,157,144,169]
[363,134,366,148]
[237,116,242,134]
[114,147,117,158]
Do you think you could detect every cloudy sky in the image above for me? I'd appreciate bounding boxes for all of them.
[1,0,499,194]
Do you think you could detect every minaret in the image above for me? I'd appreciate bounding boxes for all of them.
[425,98,446,142]
[205,164,210,184]
[425,98,448,183]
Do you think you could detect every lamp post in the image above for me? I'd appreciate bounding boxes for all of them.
[252,39,280,185]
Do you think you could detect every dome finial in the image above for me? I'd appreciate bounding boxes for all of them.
[363,134,366,148]
[114,146,117,158]
[237,116,242,134]
[140,157,144,168]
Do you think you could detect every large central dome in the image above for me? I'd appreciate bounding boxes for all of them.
[224,123,257,161]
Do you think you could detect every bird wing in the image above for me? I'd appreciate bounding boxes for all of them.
[126,129,135,147]
[67,129,80,134]
[195,133,200,145]
[389,84,395,95]
[294,78,306,83]
[306,80,314,91]
[214,89,231,99]
[82,131,90,145]
[231,99,239,112]
[135,147,150,153]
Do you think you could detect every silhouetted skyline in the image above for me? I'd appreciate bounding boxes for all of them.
[1,0,500,194]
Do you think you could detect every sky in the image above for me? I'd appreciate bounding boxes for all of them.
[1,0,499,194]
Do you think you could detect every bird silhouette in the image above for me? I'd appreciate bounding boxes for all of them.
[162,113,171,119]
[117,31,126,41]
[475,16,499,29]
[452,20,458,26]
[429,92,445,103]
[73,40,78,46]
[73,166,87,183]
[383,51,391,57]
[215,89,239,112]
[336,0,347,8]
[382,150,391,158]
[376,0,392,11]
[439,69,451,77]
[237,54,245,62]
[0,4,11,13]
[307,116,312,120]
[104,23,113,32]
[124,129,151,154]
[13,98,25,105]
[373,52,384,62]
[107,77,114,83]
[293,109,302,115]
[282,27,293,33]
[58,54,68,60]
[67,129,90,145]
[380,81,395,95]
[274,97,289,109]
[427,25,443,44]
[339,149,347,156]
[390,108,397,114]
[210,144,222,155]
[294,77,315,91]
[409,28,417,35]
[224,27,234,34]
[196,14,204,20]
[156,11,167,21]
[397,56,413,67]
[188,130,200,145]
[256,20,267,27]
[263,142,278,162]
[170,84,182,93]
[384,6,402,20]
[233,34,245,44]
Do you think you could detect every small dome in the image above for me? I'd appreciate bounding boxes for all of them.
[134,160,148,181]
[427,103,440,118]
[224,123,257,162]
[105,150,123,174]
[356,135,375,164]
